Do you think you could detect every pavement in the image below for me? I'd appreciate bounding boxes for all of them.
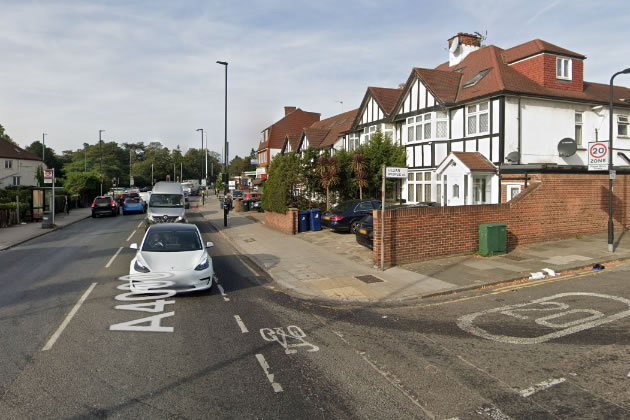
[197,198,630,303]
[0,207,92,251]
[3,199,630,303]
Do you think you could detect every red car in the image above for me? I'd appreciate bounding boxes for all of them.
[243,192,262,201]
[91,196,119,217]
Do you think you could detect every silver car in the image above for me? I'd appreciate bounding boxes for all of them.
[129,223,216,294]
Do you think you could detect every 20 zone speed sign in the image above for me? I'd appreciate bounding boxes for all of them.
[588,141,609,171]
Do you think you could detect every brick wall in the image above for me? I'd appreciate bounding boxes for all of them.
[374,173,630,266]
[264,208,297,235]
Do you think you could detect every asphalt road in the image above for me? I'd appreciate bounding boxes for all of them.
[1,199,629,419]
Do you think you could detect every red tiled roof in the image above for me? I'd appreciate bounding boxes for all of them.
[309,108,359,148]
[414,68,462,104]
[452,152,496,171]
[501,39,585,64]
[302,128,329,148]
[368,87,404,115]
[258,108,320,151]
[284,133,300,152]
[0,137,42,161]
[430,44,630,105]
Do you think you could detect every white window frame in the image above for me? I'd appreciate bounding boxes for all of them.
[618,115,629,137]
[12,176,20,186]
[4,160,12,169]
[556,57,572,80]
[467,102,489,136]
[406,171,433,203]
[436,111,448,139]
[575,112,583,146]
[506,184,522,202]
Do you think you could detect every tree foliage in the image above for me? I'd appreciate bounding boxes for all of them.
[261,153,301,213]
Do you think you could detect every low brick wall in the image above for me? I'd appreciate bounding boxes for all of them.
[374,173,630,266]
[263,208,298,235]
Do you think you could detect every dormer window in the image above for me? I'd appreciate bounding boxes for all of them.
[556,57,572,80]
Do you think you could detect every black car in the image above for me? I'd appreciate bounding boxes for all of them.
[91,196,119,217]
[355,212,374,249]
[322,199,381,233]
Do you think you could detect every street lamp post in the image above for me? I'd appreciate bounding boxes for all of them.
[99,129,105,195]
[607,68,630,252]
[204,131,208,188]
[196,128,204,186]
[42,133,47,162]
[217,60,228,194]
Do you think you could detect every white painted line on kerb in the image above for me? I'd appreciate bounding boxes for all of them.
[255,354,283,393]
[234,315,249,333]
[126,230,136,242]
[217,284,230,301]
[42,283,97,351]
[137,221,144,229]
[519,377,567,398]
[105,247,124,268]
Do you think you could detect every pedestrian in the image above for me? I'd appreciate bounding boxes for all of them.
[63,195,69,215]
[223,191,232,227]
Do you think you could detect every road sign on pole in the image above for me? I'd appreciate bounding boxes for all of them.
[44,170,53,184]
[385,167,408,178]
[588,141,609,171]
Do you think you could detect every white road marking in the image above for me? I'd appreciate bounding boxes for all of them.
[137,221,144,228]
[234,315,248,333]
[42,283,97,351]
[255,354,283,393]
[260,326,319,354]
[476,405,512,419]
[126,230,136,242]
[217,284,230,301]
[457,293,630,344]
[519,377,566,397]
[105,247,124,268]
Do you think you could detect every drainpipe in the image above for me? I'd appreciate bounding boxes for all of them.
[517,97,522,164]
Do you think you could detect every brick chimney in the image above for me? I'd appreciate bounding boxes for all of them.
[448,33,482,67]
[284,106,297,116]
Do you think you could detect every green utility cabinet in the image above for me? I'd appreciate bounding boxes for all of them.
[478,223,507,256]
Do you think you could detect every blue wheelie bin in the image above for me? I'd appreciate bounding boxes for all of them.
[298,210,310,233]
[309,208,321,231]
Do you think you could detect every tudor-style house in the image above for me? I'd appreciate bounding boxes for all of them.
[388,33,630,206]
[256,106,320,181]
[347,87,403,151]
[285,108,358,156]
[0,137,44,188]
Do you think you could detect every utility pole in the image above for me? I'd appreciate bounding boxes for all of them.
[129,148,133,187]
[196,128,204,187]
[42,133,47,162]
[217,60,228,194]
[99,130,105,195]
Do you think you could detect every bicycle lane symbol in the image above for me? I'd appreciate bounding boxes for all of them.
[457,293,630,344]
[260,326,320,354]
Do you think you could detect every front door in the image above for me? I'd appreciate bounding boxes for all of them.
[447,174,464,206]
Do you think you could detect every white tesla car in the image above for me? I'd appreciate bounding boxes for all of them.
[129,223,216,294]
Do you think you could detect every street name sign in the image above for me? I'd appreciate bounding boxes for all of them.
[385,167,408,178]
[588,141,609,171]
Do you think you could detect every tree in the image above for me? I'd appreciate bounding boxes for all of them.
[0,124,18,146]
[300,147,324,205]
[358,129,406,199]
[352,153,368,199]
[64,172,102,205]
[317,156,340,210]
[261,153,301,213]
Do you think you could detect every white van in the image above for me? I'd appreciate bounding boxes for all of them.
[146,182,188,228]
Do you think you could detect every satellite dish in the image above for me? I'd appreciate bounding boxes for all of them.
[449,37,459,53]
[506,151,519,164]
[557,137,577,157]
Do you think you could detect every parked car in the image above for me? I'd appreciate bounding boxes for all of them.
[128,223,216,294]
[322,199,381,233]
[91,196,119,218]
[232,190,244,199]
[355,212,374,249]
[243,192,262,201]
[122,197,145,215]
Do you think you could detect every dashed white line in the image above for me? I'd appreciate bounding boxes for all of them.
[519,377,567,398]
[105,247,123,268]
[42,283,97,351]
[255,354,283,393]
[137,221,144,229]
[217,284,230,301]
[234,315,248,333]
[126,230,136,242]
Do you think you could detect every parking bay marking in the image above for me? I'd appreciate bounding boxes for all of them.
[43,282,97,351]
[457,293,630,344]
[105,247,123,268]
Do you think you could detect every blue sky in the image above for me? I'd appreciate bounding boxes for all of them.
[1,0,628,160]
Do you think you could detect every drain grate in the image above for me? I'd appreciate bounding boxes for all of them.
[244,238,256,243]
[355,275,384,284]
